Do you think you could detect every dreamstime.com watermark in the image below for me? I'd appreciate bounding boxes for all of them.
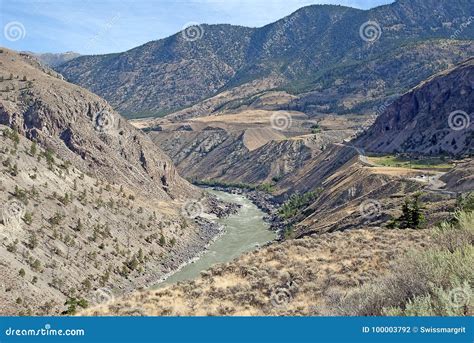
[448,285,471,309]
[93,108,115,134]
[90,287,114,305]
[181,22,204,42]
[262,12,300,51]
[270,275,303,309]
[85,12,121,51]
[448,110,471,131]
[181,200,204,218]
[359,20,382,42]
[3,21,26,42]
[450,16,474,39]
[359,199,382,220]
[2,199,25,230]
[4,323,85,337]
[270,112,292,131]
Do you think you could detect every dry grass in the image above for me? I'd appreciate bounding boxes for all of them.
[242,128,286,151]
[81,228,431,316]
[326,211,473,316]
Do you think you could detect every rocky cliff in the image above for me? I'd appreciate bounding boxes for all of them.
[357,58,473,156]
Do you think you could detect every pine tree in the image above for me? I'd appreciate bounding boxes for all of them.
[398,199,412,229]
[411,194,425,229]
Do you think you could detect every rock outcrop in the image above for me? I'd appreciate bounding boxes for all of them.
[357,58,473,156]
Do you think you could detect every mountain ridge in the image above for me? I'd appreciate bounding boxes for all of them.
[56,0,474,118]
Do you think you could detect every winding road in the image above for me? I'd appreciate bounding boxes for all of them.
[339,142,457,197]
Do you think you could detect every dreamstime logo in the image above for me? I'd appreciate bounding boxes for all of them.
[91,287,114,305]
[4,21,26,42]
[448,287,471,308]
[181,200,204,218]
[93,109,115,133]
[374,99,392,116]
[181,22,204,42]
[359,21,382,42]
[2,200,25,229]
[359,199,382,220]
[270,287,292,308]
[448,110,470,131]
[262,12,300,51]
[270,276,301,309]
[270,112,292,131]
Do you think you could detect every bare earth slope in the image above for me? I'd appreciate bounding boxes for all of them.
[0,128,222,315]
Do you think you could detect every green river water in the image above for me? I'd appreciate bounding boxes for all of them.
[156,189,276,287]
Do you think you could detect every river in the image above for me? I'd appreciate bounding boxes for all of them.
[155,189,276,287]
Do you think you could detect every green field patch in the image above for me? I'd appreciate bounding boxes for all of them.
[368,155,454,170]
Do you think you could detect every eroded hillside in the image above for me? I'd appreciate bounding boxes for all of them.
[144,111,371,185]
[0,49,230,315]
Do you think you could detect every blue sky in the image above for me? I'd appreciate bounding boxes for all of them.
[0,0,393,55]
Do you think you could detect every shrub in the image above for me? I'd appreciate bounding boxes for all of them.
[257,183,275,193]
[432,211,474,253]
[62,298,88,315]
[456,192,474,213]
[330,210,473,316]
[43,148,55,169]
[23,212,33,225]
[29,142,37,156]
[3,128,20,147]
[383,281,472,316]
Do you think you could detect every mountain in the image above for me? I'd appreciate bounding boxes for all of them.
[56,0,474,118]
[78,57,474,316]
[0,48,230,315]
[1,49,191,199]
[356,58,473,156]
[25,51,80,67]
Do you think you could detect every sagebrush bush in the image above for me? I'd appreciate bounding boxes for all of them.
[383,281,472,316]
[330,210,473,316]
[433,211,474,252]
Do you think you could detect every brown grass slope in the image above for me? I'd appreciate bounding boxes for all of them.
[80,228,432,316]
